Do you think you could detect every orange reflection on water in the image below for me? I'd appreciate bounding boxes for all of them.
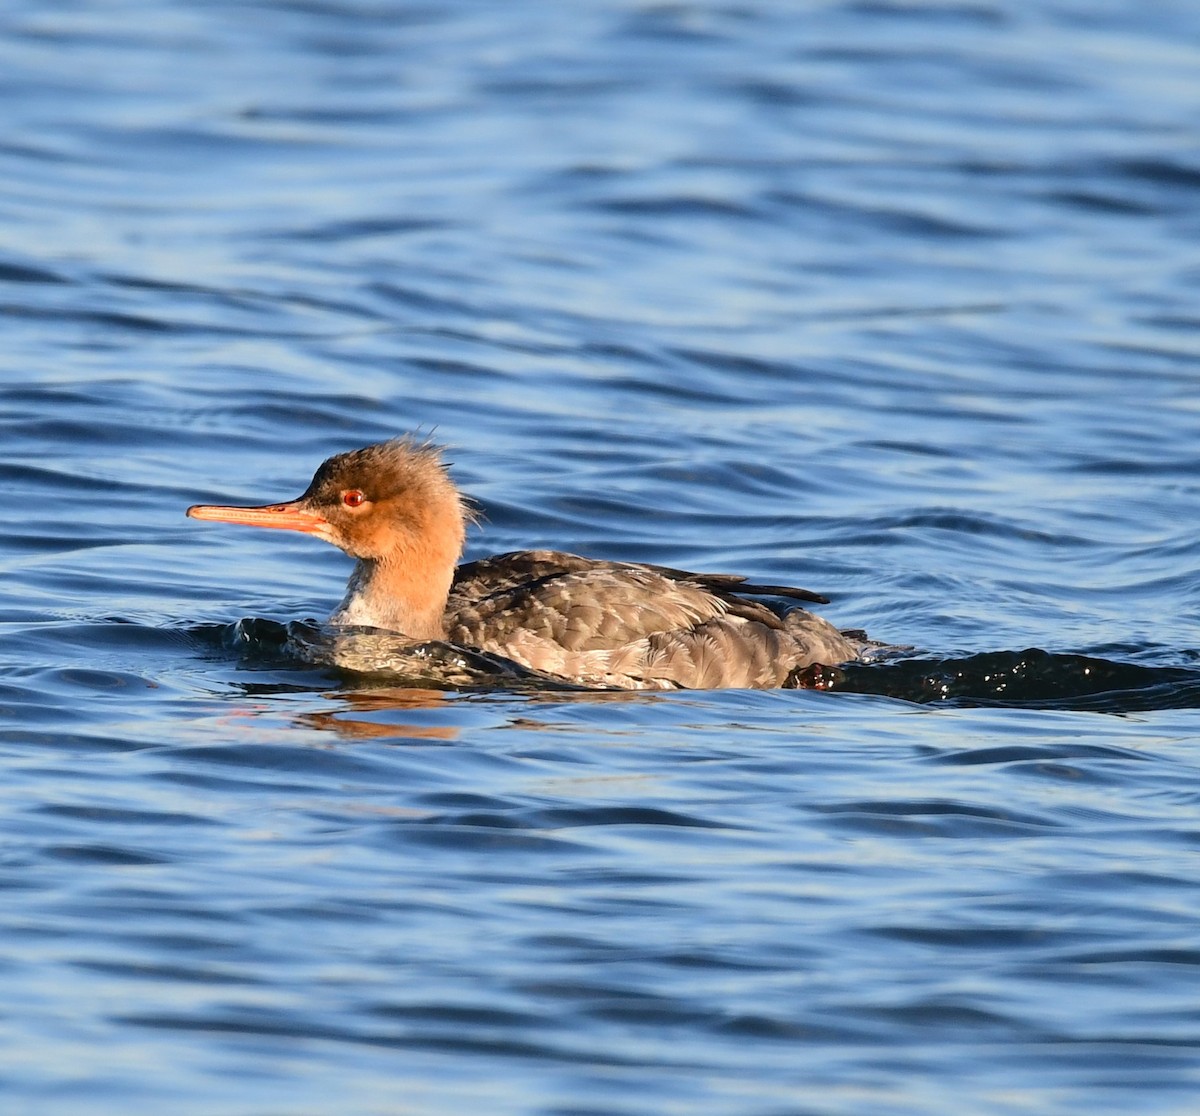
[297,686,461,742]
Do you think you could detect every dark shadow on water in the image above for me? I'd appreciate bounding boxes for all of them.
[824,649,1200,713]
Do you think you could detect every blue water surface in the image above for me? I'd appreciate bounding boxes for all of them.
[2,2,1199,1114]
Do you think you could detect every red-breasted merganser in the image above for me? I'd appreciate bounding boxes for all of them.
[186,438,866,689]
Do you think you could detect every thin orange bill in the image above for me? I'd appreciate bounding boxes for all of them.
[186,500,328,536]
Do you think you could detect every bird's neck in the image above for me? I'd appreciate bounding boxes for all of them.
[329,510,464,640]
[329,558,449,639]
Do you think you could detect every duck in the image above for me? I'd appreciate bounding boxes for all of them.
[187,438,867,689]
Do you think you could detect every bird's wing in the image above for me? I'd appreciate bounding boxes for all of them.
[447,559,732,652]
[445,550,854,689]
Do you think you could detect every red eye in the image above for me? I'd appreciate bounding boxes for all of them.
[342,490,366,508]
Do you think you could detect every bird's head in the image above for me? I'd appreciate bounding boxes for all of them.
[187,438,470,565]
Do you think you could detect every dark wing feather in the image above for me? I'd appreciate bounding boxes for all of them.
[444,549,856,689]
[447,561,731,652]
[450,550,829,612]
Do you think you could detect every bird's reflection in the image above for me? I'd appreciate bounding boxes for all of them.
[284,669,696,743]
[297,686,461,741]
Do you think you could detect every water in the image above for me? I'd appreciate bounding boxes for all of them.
[2,2,1200,1112]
